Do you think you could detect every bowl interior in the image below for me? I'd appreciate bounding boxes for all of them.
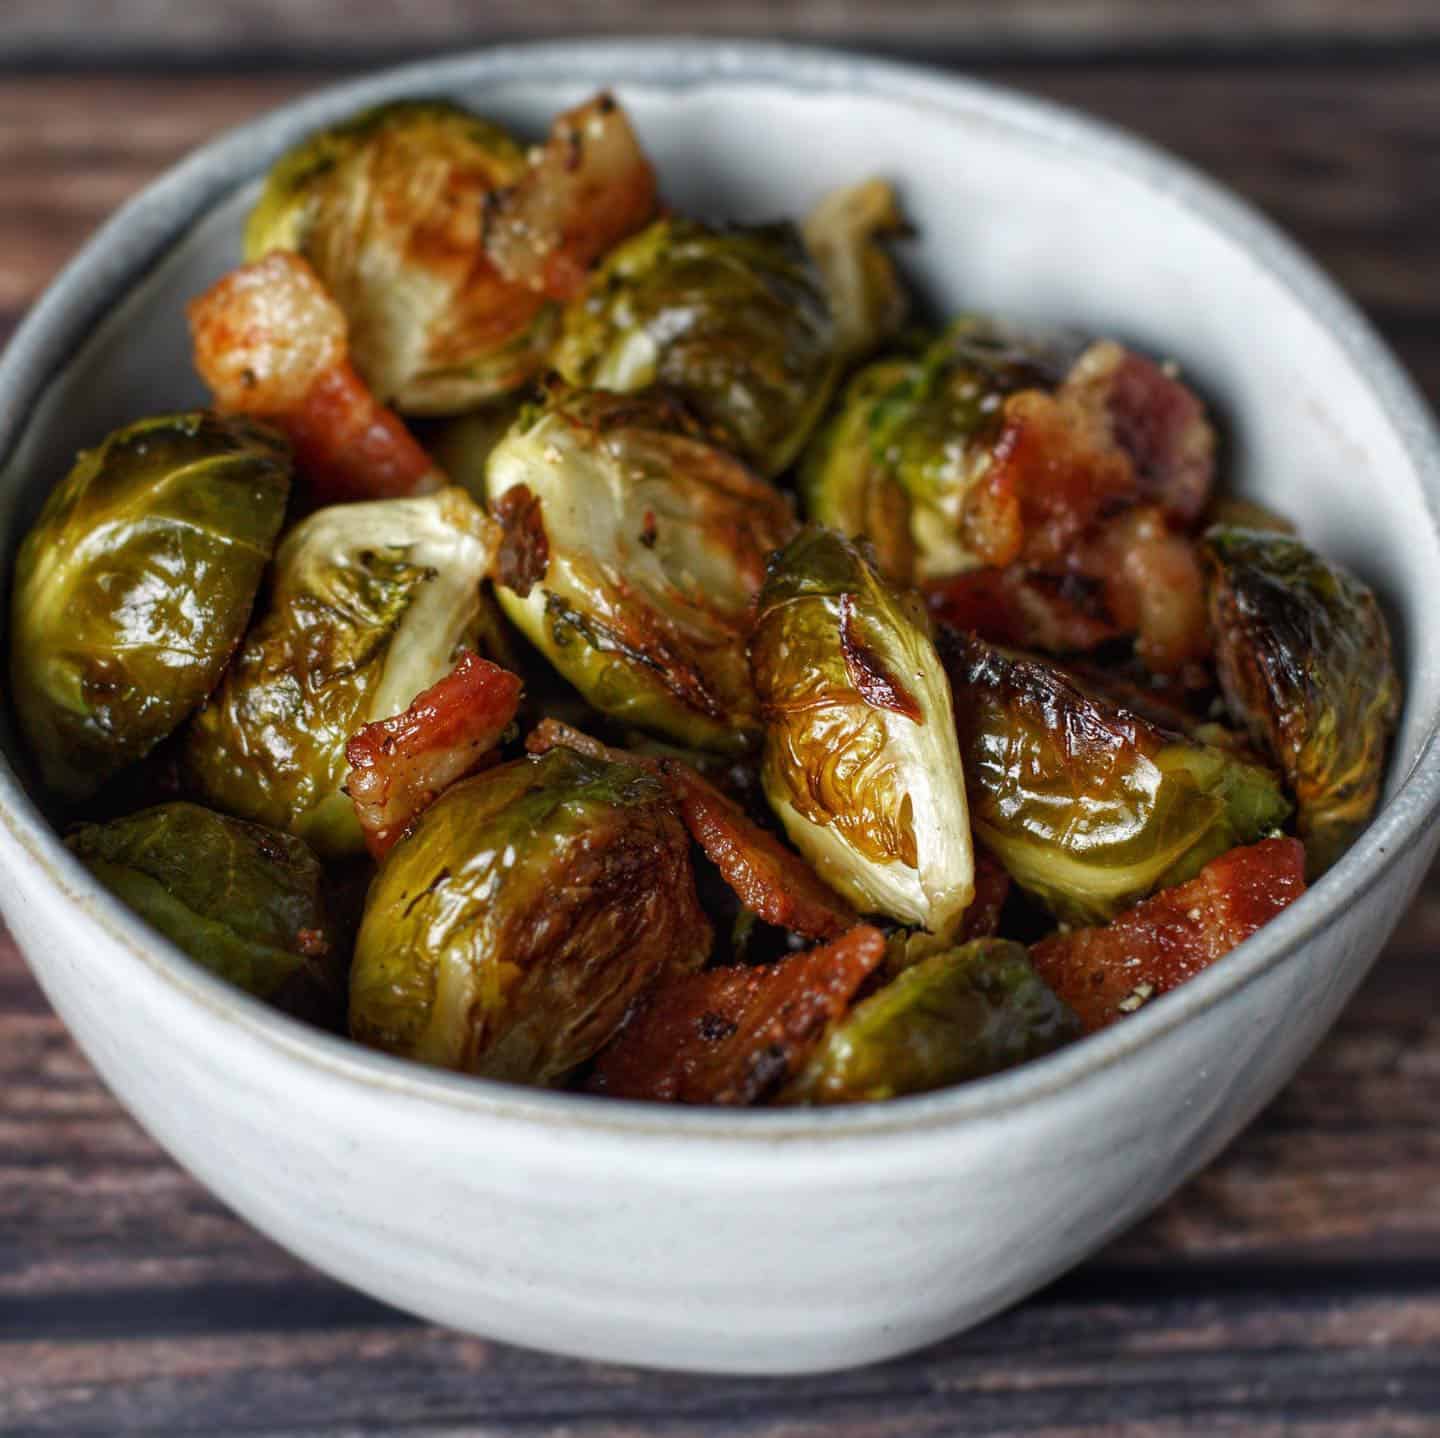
[1,51,1437,1116]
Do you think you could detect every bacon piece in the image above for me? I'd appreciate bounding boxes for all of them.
[346,651,523,861]
[961,848,1011,942]
[925,565,1125,655]
[189,252,442,505]
[975,387,1135,570]
[1080,505,1210,674]
[484,92,657,302]
[657,760,857,942]
[1064,340,1216,526]
[1031,837,1306,1032]
[926,508,1208,676]
[588,925,887,1104]
[525,720,854,942]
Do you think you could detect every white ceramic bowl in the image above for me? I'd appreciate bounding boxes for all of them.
[2,42,1438,1376]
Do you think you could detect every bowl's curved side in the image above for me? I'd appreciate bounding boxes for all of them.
[6,803,1431,1373]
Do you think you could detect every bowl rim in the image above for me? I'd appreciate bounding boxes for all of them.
[3,37,1438,1144]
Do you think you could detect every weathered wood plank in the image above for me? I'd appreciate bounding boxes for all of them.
[2,0,1440,65]
[3,1281,1439,1434]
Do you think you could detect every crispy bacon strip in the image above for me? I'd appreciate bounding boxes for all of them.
[657,760,857,942]
[189,251,443,505]
[484,92,658,302]
[525,719,855,941]
[588,925,887,1104]
[1031,837,1306,1032]
[346,651,523,861]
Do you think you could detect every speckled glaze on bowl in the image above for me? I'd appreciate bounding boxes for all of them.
[2,42,1438,1376]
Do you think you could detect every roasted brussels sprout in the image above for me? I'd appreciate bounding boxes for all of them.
[801,317,1077,583]
[10,413,291,801]
[751,527,974,937]
[1205,527,1401,876]
[349,747,711,1083]
[554,218,840,475]
[66,802,337,1005]
[246,100,554,413]
[184,487,495,856]
[485,386,796,752]
[784,939,1079,1104]
[944,632,1291,923]
[801,178,910,361]
[1032,835,1306,1031]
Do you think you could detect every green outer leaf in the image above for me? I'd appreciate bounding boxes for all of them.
[486,386,794,753]
[349,748,711,1085]
[751,526,974,936]
[65,802,332,1001]
[9,412,291,801]
[784,938,1080,1104]
[183,487,492,857]
[948,633,1292,923]
[555,217,840,476]
[1205,526,1401,877]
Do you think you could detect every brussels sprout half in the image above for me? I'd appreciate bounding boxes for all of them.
[944,631,1292,924]
[1205,526,1401,877]
[349,747,711,1084]
[751,526,974,938]
[246,100,555,414]
[801,317,1075,583]
[66,802,337,1007]
[783,939,1079,1105]
[184,487,495,857]
[485,386,796,753]
[9,412,291,802]
[554,217,840,476]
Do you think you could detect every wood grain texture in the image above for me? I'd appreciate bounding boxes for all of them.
[2,49,1439,1437]
[4,0,1440,64]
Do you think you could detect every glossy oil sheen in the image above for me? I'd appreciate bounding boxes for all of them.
[1,43,1438,1374]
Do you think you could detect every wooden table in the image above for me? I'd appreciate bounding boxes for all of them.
[2,5,1438,1432]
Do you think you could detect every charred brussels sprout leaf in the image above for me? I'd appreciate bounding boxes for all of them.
[554,218,840,475]
[1205,527,1401,876]
[801,317,1074,583]
[945,631,1291,923]
[184,488,494,857]
[784,939,1079,1104]
[66,802,337,1006]
[349,748,711,1084]
[486,386,796,752]
[10,413,291,801]
[246,100,554,413]
[751,527,974,937]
